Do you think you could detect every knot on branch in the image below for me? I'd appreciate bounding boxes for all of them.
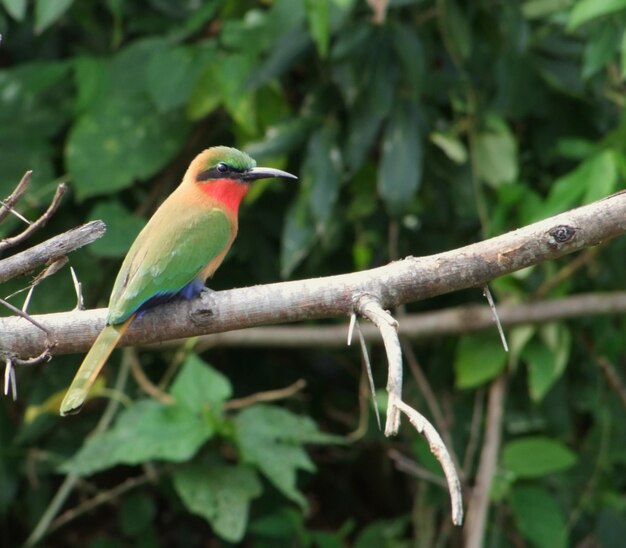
[548,225,577,247]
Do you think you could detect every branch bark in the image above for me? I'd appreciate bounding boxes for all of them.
[2,192,626,359]
[0,221,106,284]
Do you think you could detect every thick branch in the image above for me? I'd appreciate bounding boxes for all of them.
[2,192,626,358]
[0,221,106,284]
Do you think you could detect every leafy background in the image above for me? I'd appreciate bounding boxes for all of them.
[1,0,626,546]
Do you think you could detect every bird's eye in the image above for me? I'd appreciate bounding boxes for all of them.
[216,162,228,173]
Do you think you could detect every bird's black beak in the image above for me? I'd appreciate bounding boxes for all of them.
[242,166,298,182]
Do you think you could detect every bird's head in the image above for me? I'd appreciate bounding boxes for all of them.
[185,146,297,212]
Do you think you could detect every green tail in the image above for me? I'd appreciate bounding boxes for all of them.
[59,317,133,416]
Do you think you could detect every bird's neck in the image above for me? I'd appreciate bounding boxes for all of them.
[197,179,249,214]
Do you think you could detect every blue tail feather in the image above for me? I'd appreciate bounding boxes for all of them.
[135,278,206,318]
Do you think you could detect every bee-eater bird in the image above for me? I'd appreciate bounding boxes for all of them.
[60,146,297,416]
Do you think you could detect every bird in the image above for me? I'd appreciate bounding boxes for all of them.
[60,146,297,416]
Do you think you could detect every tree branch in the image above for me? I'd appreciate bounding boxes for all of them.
[2,192,626,359]
[186,291,626,349]
[0,170,32,224]
[0,220,106,284]
[0,182,68,253]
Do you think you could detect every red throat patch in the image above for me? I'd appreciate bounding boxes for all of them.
[199,179,249,213]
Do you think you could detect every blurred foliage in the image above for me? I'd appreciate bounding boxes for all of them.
[1,0,626,546]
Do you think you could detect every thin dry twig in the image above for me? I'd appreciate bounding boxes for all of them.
[224,379,307,410]
[128,348,174,405]
[388,447,447,488]
[463,375,507,548]
[483,285,508,352]
[49,474,152,534]
[0,182,68,253]
[0,296,50,336]
[356,294,402,436]
[356,320,381,430]
[595,356,626,410]
[395,398,464,526]
[367,0,390,24]
[402,339,460,471]
[0,170,32,224]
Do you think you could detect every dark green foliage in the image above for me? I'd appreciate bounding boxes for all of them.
[1,0,626,545]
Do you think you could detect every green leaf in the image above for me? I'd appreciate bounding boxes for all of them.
[391,22,424,99]
[303,126,343,231]
[354,516,411,547]
[245,118,312,160]
[509,486,567,548]
[280,192,317,277]
[118,492,156,537]
[523,324,571,402]
[440,0,472,60]
[87,201,146,258]
[2,0,26,21]
[60,400,214,475]
[145,44,198,112]
[539,150,616,220]
[172,464,262,542]
[582,149,617,202]
[502,436,577,478]
[35,0,74,33]
[170,354,232,412]
[454,334,507,389]
[430,131,468,164]
[247,27,311,90]
[235,404,340,508]
[582,25,619,79]
[378,102,422,216]
[306,0,330,57]
[568,0,626,30]
[474,115,518,187]
[66,93,190,200]
[344,101,384,173]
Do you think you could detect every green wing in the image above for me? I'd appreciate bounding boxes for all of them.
[107,204,233,324]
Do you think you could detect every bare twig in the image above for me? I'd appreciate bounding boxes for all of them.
[0,220,106,284]
[224,379,307,410]
[595,356,626,410]
[49,474,152,534]
[356,320,381,430]
[367,0,390,24]
[395,398,464,526]
[463,375,507,548]
[70,266,84,310]
[388,447,447,488]
[11,348,52,367]
[4,358,16,400]
[402,339,460,471]
[0,296,50,336]
[5,257,69,301]
[483,285,508,352]
[128,348,174,405]
[462,389,485,478]
[0,183,68,253]
[356,294,402,436]
[0,171,32,224]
